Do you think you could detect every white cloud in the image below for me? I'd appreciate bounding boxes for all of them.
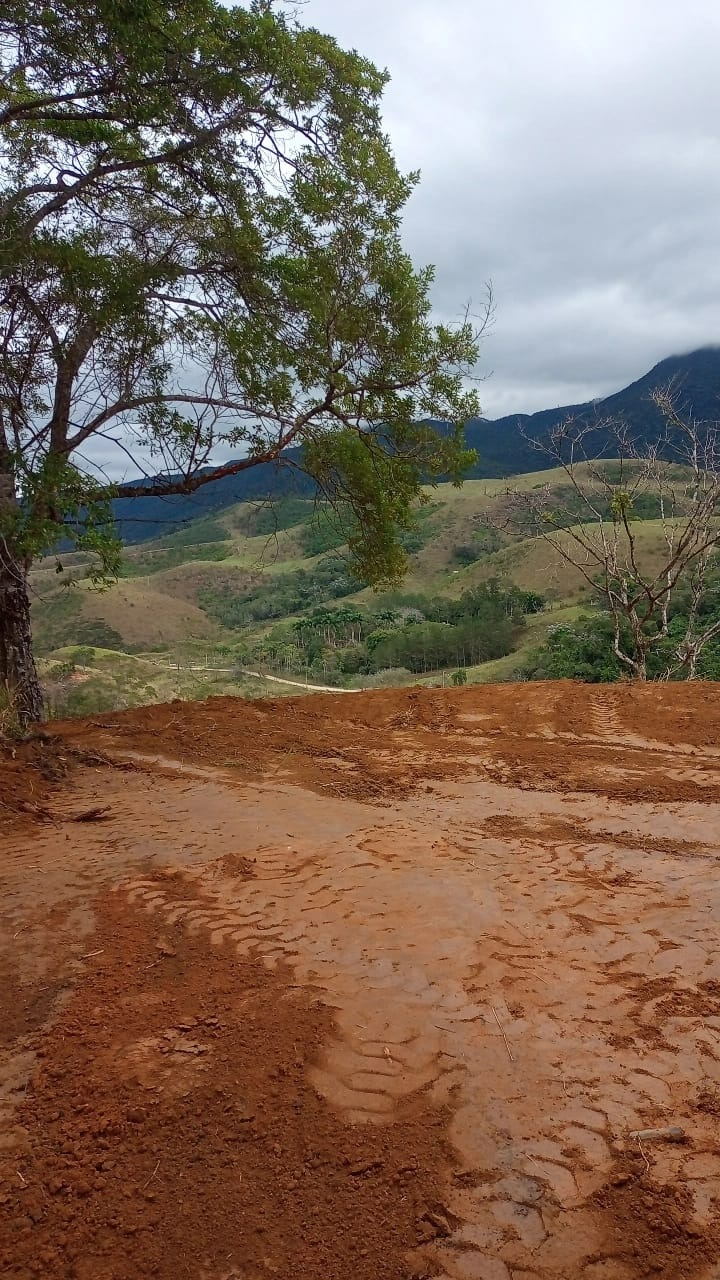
[301,0,720,414]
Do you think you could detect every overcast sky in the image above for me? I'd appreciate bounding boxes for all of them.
[299,0,720,417]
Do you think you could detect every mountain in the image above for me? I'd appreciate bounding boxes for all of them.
[464,346,720,476]
[111,346,720,543]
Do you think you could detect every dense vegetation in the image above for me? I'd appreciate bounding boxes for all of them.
[200,556,360,628]
[234,580,544,684]
[524,575,720,682]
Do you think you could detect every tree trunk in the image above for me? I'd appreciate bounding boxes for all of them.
[0,542,44,726]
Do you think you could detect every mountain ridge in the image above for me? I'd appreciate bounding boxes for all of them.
[112,345,720,543]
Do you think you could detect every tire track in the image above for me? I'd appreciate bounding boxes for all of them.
[117,776,720,1279]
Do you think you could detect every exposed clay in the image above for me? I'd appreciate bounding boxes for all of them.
[2,681,720,1278]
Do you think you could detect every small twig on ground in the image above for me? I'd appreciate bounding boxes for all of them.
[141,1160,160,1191]
[68,806,112,823]
[635,1136,651,1175]
[78,949,105,961]
[16,1170,26,1186]
[12,923,34,939]
[491,1005,516,1063]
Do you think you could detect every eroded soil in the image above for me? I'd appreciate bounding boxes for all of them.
[2,681,720,1279]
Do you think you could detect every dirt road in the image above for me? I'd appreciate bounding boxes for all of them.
[2,681,720,1279]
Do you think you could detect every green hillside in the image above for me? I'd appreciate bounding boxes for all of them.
[31,464,716,712]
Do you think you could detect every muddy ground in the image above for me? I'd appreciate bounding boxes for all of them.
[1,680,719,1279]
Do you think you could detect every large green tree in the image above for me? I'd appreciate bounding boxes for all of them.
[0,0,481,725]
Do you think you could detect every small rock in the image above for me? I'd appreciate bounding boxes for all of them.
[349,1159,383,1176]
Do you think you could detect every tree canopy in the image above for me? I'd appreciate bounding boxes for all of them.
[0,0,482,722]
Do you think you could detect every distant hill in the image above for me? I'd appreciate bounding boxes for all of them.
[112,346,720,543]
[112,458,313,544]
[464,346,720,476]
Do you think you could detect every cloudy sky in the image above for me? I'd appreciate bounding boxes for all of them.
[300,0,720,417]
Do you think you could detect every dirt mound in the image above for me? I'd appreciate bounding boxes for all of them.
[591,1167,719,1280]
[0,733,71,826]
[0,733,115,827]
[54,678,720,805]
[1,886,447,1280]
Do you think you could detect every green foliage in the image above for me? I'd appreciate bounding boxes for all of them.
[200,555,359,628]
[72,646,96,666]
[453,544,483,566]
[296,497,439,560]
[156,518,229,548]
[523,615,626,683]
[1,0,480,595]
[451,668,467,686]
[239,578,542,682]
[30,590,81,654]
[48,679,121,718]
[399,503,439,554]
[4,457,122,584]
[370,616,515,674]
[301,508,349,557]
[31,589,124,655]
[452,526,503,565]
[72,619,124,650]
[524,577,720,682]
[366,582,539,674]
[519,482,668,538]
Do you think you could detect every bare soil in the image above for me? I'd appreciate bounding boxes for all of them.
[2,680,720,1279]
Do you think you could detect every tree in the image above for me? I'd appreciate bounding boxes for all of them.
[504,397,720,680]
[0,0,483,724]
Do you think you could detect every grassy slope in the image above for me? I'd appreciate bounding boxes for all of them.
[31,468,686,705]
[40,645,310,717]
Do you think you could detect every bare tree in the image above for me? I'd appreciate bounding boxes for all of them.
[501,396,720,680]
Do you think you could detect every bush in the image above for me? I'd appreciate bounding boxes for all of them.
[199,555,360,627]
[0,688,23,740]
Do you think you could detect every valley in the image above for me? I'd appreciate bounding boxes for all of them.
[30,463,700,716]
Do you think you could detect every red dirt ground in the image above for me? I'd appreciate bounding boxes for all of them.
[2,681,720,1279]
